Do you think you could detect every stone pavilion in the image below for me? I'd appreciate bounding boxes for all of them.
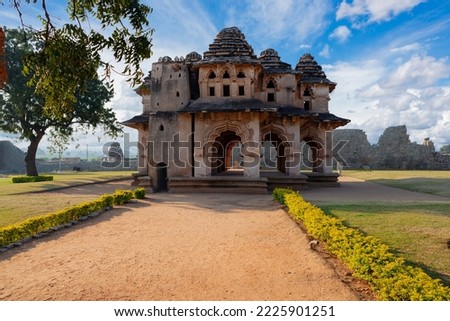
[123,27,349,192]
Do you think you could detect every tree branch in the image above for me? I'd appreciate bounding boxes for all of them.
[41,0,55,39]
[12,0,25,27]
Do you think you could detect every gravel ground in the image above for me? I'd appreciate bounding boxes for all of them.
[0,182,371,301]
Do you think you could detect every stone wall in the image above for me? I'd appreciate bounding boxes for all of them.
[333,125,450,170]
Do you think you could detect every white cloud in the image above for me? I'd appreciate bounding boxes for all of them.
[299,44,312,49]
[390,42,421,53]
[329,26,352,43]
[357,84,385,99]
[385,55,449,88]
[366,0,425,22]
[147,1,218,63]
[225,0,333,51]
[319,44,330,58]
[326,52,450,147]
[337,0,425,26]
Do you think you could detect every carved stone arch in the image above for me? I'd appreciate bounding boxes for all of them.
[260,123,289,143]
[203,121,249,176]
[300,126,323,145]
[237,70,246,78]
[260,123,291,173]
[266,77,277,89]
[221,67,231,79]
[207,69,217,79]
[204,121,250,143]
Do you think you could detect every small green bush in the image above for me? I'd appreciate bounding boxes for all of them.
[273,187,450,301]
[134,187,146,199]
[112,189,134,205]
[11,175,53,183]
[272,187,294,204]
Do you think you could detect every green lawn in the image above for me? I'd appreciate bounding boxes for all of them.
[0,171,133,227]
[0,171,134,196]
[343,170,450,197]
[321,202,450,284]
[318,170,450,285]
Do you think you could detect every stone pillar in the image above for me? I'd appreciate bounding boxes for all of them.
[138,126,148,175]
[193,146,208,177]
[193,117,211,177]
[318,130,333,174]
[285,120,302,176]
[286,139,302,176]
[243,114,260,178]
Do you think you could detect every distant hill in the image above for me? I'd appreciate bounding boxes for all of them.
[0,141,25,174]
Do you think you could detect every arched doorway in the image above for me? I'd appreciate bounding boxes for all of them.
[156,162,168,191]
[211,130,243,176]
[262,132,287,174]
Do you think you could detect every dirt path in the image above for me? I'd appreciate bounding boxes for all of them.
[6,174,442,301]
[0,190,365,301]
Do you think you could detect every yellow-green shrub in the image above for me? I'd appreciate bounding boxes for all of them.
[11,175,53,183]
[0,189,137,248]
[273,187,450,301]
[134,187,146,199]
[112,189,134,205]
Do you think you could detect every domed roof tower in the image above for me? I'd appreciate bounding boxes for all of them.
[296,53,336,91]
[258,48,292,73]
[200,27,258,63]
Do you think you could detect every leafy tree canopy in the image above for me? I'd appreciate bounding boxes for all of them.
[0,0,153,119]
[0,28,121,176]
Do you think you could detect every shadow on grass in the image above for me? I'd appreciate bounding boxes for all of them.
[371,178,450,198]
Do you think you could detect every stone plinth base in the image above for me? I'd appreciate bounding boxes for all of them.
[168,177,268,194]
[131,173,153,189]
[261,172,309,191]
[303,172,340,187]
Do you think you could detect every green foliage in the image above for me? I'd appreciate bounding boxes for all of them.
[272,188,450,300]
[134,187,146,199]
[6,0,153,118]
[112,189,134,205]
[0,189,140,247]
[0,28,122,176]
[11,175,53,183]
[272,187,295,204]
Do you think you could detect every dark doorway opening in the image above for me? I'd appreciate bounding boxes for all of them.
[211,130,242,176]
[156,162,168,191]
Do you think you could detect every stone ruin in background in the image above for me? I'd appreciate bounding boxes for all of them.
[333,125,450,170]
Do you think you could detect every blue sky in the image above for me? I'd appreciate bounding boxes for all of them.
[1,0,450,156]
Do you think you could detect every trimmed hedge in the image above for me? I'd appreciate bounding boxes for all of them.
[134,187,146,199]
[111,189,134,205]
[273,187,450,301]
[11,175,53,183]
[0,188,145,248]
